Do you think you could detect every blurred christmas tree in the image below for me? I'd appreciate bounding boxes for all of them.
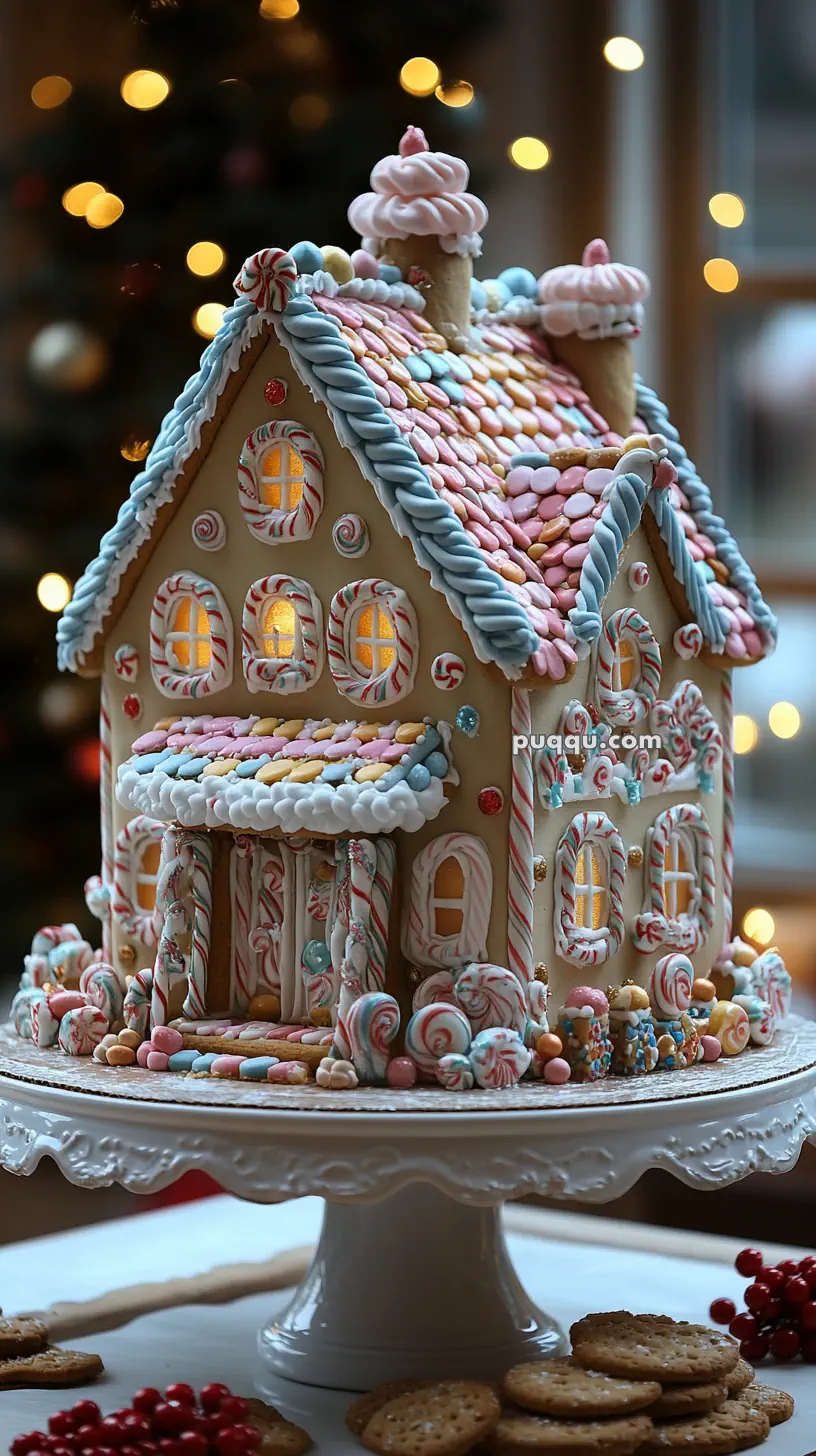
[1,0,497,978]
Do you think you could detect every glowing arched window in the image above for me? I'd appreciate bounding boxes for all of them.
[262,598,300,660]
[431,855,465,938]
[136,839,162,911]
[574,843,609,929]
[613,638,637,692]
[352,603,396,678]
[166,595,212,672]
[633,804,715,954]
[661,829,696,919]
[259,441,305,513]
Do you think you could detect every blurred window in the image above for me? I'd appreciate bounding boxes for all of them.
[166,595,212,672]
[260,442,305,513]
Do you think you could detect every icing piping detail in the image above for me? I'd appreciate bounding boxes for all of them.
[403,833,492,968]
[242,574,324,695]
[327,578,417,706]
[633,802,716,954]
[149,572,233,700]
[554,810,626,966]
[237,420,324,543]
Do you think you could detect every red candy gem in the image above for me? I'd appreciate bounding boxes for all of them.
[739,1333,769,1362]
[164,1387,196,1407]
[12,1438,49,1455]
[761,1296,782,1323]
[73,1404,101,1427]
[48,1415,76,1437]
[759,1266,785,1294]
[121,1415,151,1439]
[123,694,142,721]
[152,1404,192,1435]
[709,1298,736,1325]
[264,378,287,407]
[784,1275,811,1305]
[799,1255,816,1275]
[776,1259,800,1278]
[477,786,504,816]
[744,1282,771,1313]
[800,1299,816,1332]
[802,1332,816,1362]
[770,1326,801,1360]
[219,1398,250,1420]
[133,1391,162,1415]
[216,1426,260,1456]
[177,1436,208,1456]
[200,1385,232,1412]
[734,1247,765,1277]
[729,1312,758,1340]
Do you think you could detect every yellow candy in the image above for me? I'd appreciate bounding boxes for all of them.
[251,717,280,736]
[276,719,305,740]
[248,993,281,1021]
[621,432,651,452]
[354,723,384,742]
[707,999,750,1056]
[320,245,354,283]
[354,763,391,782]
[312,722,338,740]
[255,758,296,784]
[691,977,717,1004]
[287,760,327,783]
[106,1043,136,1066]
[117,1029,142,1051]
[202,758,239,776]
[395,722,425,744]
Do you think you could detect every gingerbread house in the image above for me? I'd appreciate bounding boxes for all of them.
[31,127,781,1082]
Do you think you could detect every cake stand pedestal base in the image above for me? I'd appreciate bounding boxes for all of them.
[260,1184,561,1388]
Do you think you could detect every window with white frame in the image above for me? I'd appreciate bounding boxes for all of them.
[150,572,233,698]
[237,421,324,543]
[112,815,167,947]
[554,811,625,964]
[328,579,418,706]
[632,804,715,954]
[242,575,324,695]
[595,608,661,725]
[403,834,493,968]
[573,842,609,930]
[661,828,697,920]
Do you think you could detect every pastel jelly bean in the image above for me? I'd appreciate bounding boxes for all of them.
[168,1050,200,1072]
[145,1049,170,1071]
[210,1055,247,1078]
[386,1056,418,1090]
[136,1041,153,1067]
[701,1035,722,1062]
[191,1053,219,1074]
[152,1025,184,1056]
[238,1056,279,1080]
[543,1057,571,1084]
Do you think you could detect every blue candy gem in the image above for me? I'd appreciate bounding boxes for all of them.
[291,240,323,274]
[456,705,480,738]
[498,266,538,298]
[379,263,402,284]
[424,750,448,778]
[302,939,331,973]
[407,763,431,791]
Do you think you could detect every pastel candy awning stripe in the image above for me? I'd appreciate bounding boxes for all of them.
[116,711,455,835]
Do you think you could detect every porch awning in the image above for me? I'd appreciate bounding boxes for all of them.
[116,710,456,836]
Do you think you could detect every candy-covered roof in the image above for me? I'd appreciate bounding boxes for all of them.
[57,130,776,680]
[117,712,456,836]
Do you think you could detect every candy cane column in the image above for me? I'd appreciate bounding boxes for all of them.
[98,681,113,959]
[151,830,192,1028]
[180,831,213,1021]
[721,671,734,943]
[508,686,535,984]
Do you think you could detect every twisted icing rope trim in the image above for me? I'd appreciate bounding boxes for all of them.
[275,295,539,675]
[635,378,778,647]
[571,466,725,649]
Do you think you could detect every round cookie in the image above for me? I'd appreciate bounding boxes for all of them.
[347,1383,427,1436]
[725,1359,754,1396]
[0,1346,103,1388]
[649,1380,728,1419]
[361,1380,500,1456]
[639,1398,769,1454]
[570,1312,676,1347]
[572,1319,739,1385]
[502,1356,661,1416]
[488,1409,654,1455]
[255,1421,312,1456]
[738,1383,794,1427]
[0,1316,49,1356]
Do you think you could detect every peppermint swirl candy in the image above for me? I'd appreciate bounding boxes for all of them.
[412,968,455,1011]
[454,963,527,1036]
[469,1027,531,1089]
[628,561,650,591]
[673,623,703,660]
[437,1053,475,1091]
[341,991,400,1084]
[233,247,297,315]
[404,1002,471,1081]
[649,952,694,1018]
[192,511,227,551]
[114,643,140,681]
[431,652,465,691]
[332,513,369,558]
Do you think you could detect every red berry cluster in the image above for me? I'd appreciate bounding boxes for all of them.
[11,1384,263,1456]
[709,1246,816,1364]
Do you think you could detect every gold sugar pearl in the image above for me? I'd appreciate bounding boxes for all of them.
[118,944,137,968]
[628,846,644,867]
[533,855,547,882]
[534,962,549,984]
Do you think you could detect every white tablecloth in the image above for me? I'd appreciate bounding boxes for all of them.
[0,1197,812,1453]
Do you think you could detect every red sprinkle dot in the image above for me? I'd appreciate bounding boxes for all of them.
[708,1297,736,1326]
[264,378,287,407]
[123,693,142,721]
[478,785,504,816]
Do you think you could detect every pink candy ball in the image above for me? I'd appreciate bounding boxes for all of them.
[386,1056,418,1090]
[210,1055,246,1078]
[701,1035,722,1062]
[543,1057,571,1085]
[145,1049,169,1072]
[136,1041,153,1068]
[152,1025,184,1056]
[48,990,88,1019]
[568,985,609,1015]
[351,248,379,279]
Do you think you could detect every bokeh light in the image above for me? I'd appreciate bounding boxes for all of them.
[31,75,72,109]
[288,93,330,129]
[603,36,645,70]
[435,81,475,108]
[37,572,72,613]
[703,257,739,292]
[733,714,759,754]
[743,907,776,946]
[186,241,226,277]
[62,181,104,218]
[120,435,152,462]
[85,192,124,229]
[768,700,801,739]
[120,70,171,110]
[399,57,440,96]
[708,192,746,228]
[193,302,227,338]
[508,136,551,171]
[259,0,299,16]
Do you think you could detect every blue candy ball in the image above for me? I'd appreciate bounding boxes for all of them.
[498,266,538,298]
[378,263,402,284]
[291,240,323,275]
[302,938,331,973]
[470,278,488,311]
[424,751,449,779]
[407,764,431,791]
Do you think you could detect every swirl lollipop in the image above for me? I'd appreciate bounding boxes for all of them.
[648,954,694,1020]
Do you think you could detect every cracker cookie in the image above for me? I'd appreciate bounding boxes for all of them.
[570,1312,676,1347]
[347,1382,426,1436]
[502,1357,660,1417]
[639,1398,769,1453]
[0,1346,103,1388]
[0,1316,49,1356]
[725,1359,754,1396]
[649,1380,728,1419]
[572,1319,738,1384]
[737,1382,794,1427]
[488,1409,653,1454]
[361,1380,500,1456]
[246,1396,311,1454]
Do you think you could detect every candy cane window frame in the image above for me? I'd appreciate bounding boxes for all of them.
[633,803,715,954]
[328,579,418,706]
[150,572,233,699]
[237,420,324,543]
[242,575,324,695]
[403,834,493,968]
[554,811,625,965]
[112,815,166,947]
[595,607,661,726]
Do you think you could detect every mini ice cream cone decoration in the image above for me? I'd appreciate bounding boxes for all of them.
[608,983,658,1075]
[348,125,487,348]
[538,239,650,436]
[555,985,612,1082]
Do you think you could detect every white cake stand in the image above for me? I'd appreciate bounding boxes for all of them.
[2,1018,816,1390]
